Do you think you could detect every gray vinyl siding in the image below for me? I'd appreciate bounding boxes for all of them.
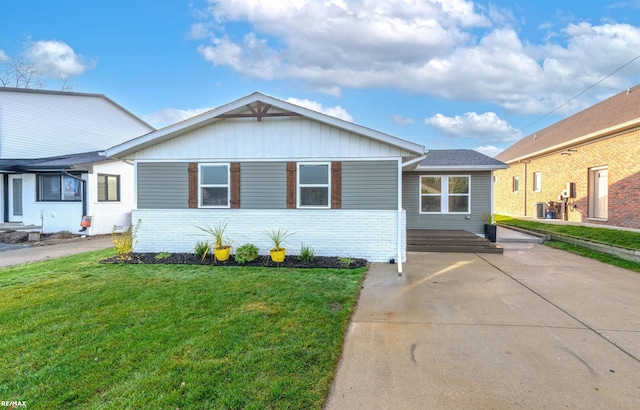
[137,162,189,209]
[342,161,398,210]
[240,162,286,209]
[403,171,492,234]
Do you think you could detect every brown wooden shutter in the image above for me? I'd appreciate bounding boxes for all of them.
[230,162,241,209]
[331,161,341,209]
[188,163,198,208]
[286,162,297,208]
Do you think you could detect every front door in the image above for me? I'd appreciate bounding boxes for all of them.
[8,175,23,222]
[592,168,608,219]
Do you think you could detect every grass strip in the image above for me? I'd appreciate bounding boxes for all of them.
[495,215,640,250]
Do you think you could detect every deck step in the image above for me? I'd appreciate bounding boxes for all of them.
[407,244,503,254]
[407,229,503,254]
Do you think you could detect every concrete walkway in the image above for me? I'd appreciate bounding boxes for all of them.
[325,243,640,409]
[0,235,113,268]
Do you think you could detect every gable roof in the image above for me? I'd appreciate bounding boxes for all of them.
[412,149,507,171]
[106,92,425,158]
[496,84,640,163]
[0,87,155,159]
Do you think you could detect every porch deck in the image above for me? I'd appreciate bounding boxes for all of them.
[407,229,503,254]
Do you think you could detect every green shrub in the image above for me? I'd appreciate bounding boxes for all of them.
[194,241,211,260]
[234,243,259,263]
[337,257,354,268]
[298,244,315,262]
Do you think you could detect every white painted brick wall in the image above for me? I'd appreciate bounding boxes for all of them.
[131,209,406,262]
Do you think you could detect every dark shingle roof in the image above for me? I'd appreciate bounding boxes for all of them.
[0,151,107,172]
[496,84,640,163]
[413,149,507,171]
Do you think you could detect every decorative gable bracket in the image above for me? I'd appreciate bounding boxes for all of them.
[216,101,302,122]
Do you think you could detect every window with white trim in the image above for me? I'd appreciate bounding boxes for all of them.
[298,163,330,208]
[512,176,519,193]
[420,175,470,214]
[199,164,230,207]
[533,172,541,192]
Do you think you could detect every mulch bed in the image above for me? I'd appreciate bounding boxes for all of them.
[101,253,368,269]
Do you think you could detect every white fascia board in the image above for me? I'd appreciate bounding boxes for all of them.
[106,92,425,158]
[414,165,509,171]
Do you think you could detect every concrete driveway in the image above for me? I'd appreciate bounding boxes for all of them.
[325,243,640,409]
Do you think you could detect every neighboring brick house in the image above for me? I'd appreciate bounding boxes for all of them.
[494,85,640,229]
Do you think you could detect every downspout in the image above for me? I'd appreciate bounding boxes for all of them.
[397,153,427,276]
[397,158,403,276]
[63,170,87,227]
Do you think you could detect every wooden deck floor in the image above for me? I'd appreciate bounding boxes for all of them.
[407,229,503,254]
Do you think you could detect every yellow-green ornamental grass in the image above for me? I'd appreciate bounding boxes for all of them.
[0,249,366,409]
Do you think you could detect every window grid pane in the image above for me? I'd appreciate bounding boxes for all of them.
[298,163,330,207]
[420,176,469,214]
[200,165,229,207]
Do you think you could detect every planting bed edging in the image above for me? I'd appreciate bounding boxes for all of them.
[102,253,368,269]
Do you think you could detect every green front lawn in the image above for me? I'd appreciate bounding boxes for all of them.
[0,249,366,409]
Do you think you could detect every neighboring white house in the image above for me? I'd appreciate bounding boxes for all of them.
[0,87,155,234]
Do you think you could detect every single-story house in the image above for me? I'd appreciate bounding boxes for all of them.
[494,84,640,229]
[106,92,506,269]
[0,87,155,234]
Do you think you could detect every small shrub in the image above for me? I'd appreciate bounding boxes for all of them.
[194,241,211,261]
[337,257,354,268]
[155,252,171,260]
[234,243,259,263]
[298,244,315,262]
[264,228,293,251]
[112,220,140,261]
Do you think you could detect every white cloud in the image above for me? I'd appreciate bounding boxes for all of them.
[0,50,8,62]
[143,107,212,128]
[392,114,415,125]
[286,97,353,122]
[194,0,640,115]
[425,111,522,144]
[474,145,503,158]
[24,40,90,78]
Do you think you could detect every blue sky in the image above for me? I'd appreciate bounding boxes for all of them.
[1,0,640,157]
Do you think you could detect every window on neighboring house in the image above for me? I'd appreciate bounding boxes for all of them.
[97,174,120,202]
[533,172,542,192]
[298,163,330,208]
[199,164,230,207]
[512,176,519,193]
[37,174,82,201]
[420,175,470,214]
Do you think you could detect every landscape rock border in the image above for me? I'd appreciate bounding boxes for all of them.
[101,252,368,269]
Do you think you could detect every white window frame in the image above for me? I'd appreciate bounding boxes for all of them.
[199,163,230,208]
[512,176,519,193]
[297,162,331,209]
[419,175,471,214]
[533,172,542,192]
